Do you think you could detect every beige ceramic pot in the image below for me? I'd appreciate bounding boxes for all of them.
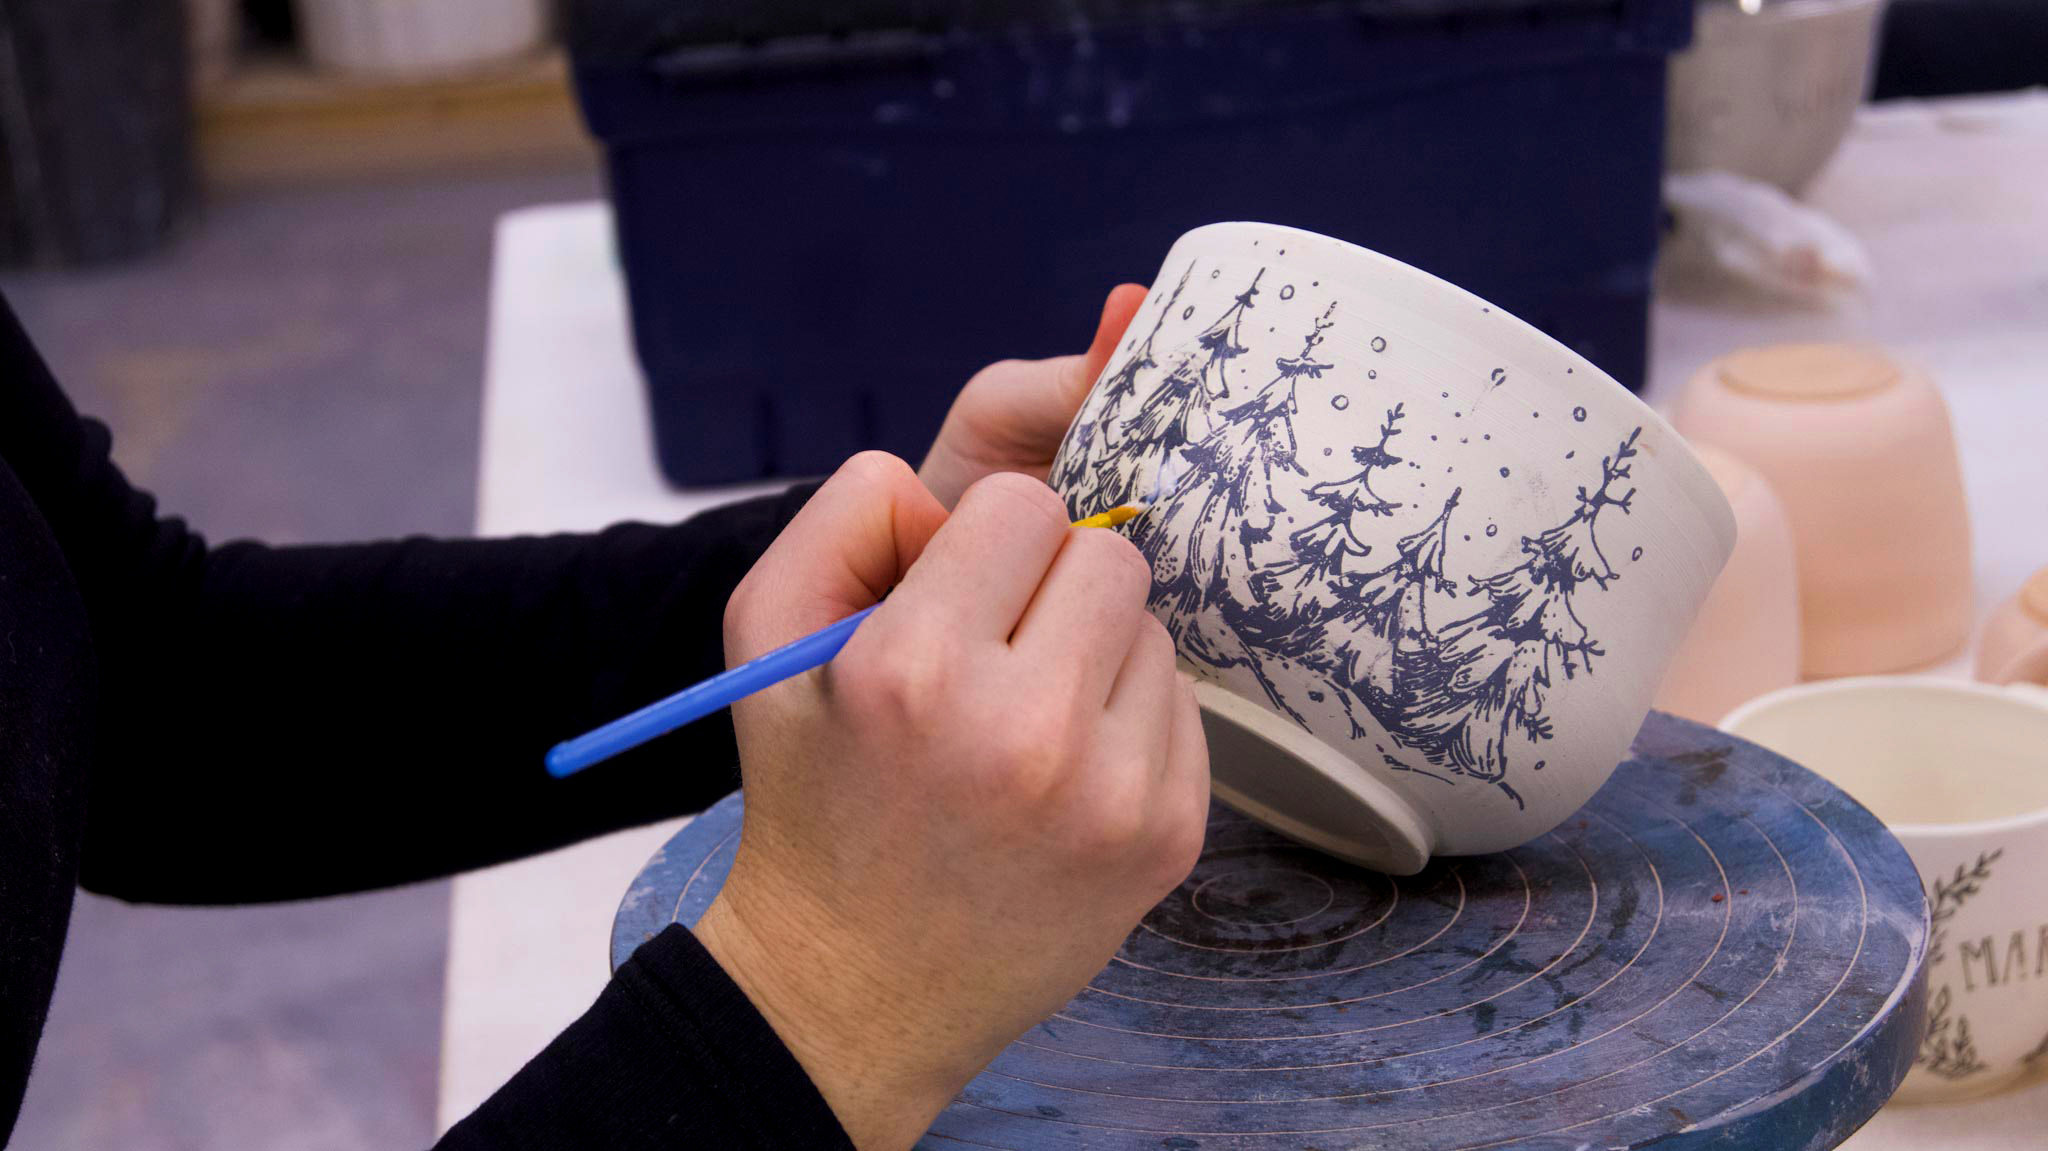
[1723,677,2048,1103]
[1652,445,1801,723]
[1673,343,1972,677]
[1977,567,2048,686]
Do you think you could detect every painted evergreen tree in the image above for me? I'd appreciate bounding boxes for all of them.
[1144,302,1329,627]
[1380,430,1642,807]
[1334,485,1460,646]
[1050,262,1193,510]
[1256,403,1407,614]
[1303,488,1462,754]
[1129,304,1352,729]
[1095,269,1263,511]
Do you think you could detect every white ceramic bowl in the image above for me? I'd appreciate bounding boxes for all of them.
[1666,0,1887,193]
[1050,222,1736,872]
[295,0,547,77]
[1723,677,2048,1103]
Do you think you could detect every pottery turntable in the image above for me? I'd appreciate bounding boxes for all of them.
[615,712,1928,1150]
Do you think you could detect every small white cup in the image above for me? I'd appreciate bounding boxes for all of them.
[1051,222,1735,871]
[1722,677,2048,1103]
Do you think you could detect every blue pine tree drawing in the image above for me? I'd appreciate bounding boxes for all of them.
[1139,304,1346,727]
[1379,429,1642,807]
[1049,261,1194,508]
[1294,487,1464,754]
[1257,403,1407,614]
[1067,272,1650,808]
[1095,269,1264,513]
[1148,302,1330,617]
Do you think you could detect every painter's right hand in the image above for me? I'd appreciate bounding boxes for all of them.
[699,452,1210,1151]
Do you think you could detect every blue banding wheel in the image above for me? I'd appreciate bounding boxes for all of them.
[613,712,1928,1150]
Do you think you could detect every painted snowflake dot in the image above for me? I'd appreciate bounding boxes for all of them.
[1368,370,1377,379]
[1280,284,1296,301]
[1573,406,1588,422]
[1182,305,1195,320]
[1324,447,1333,456]
[1499,467,1511,478]
[1486,524,1499,537]
[1331,394,1349,410]
[1371,336,1387,353]
[1632,546,1645,561]
[1210,269,1221,279]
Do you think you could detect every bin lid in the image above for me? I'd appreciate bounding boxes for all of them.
[571,0,1675,61]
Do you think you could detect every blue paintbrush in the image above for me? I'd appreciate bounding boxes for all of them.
[545,501,1153,778]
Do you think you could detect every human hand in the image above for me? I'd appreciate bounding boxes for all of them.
[916,285,1149,509]
[700,452,1209,1150]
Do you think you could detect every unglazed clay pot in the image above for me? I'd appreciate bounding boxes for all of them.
[1652,445,1801,724]
[1723,677,2048,1104]
[1977,567,2048,687]
[1049,222,1736,873]
[1674,343,1973,677]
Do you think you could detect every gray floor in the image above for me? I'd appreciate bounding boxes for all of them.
[1,160,601,1150]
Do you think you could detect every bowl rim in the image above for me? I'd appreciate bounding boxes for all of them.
[1719,675,2048,839]
[1179,220,1738,557]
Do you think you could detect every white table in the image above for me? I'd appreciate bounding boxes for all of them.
[434,204,789,1131]
[439,92,2048,1143]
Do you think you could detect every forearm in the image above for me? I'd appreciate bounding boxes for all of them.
[79,488,816,903]
[438,924,854,1150]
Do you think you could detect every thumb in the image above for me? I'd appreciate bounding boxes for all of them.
[724,452,949,662]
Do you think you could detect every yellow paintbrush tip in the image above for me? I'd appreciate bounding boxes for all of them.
[1072,504,1145,530]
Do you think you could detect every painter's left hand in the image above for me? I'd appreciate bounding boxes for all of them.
[916,284,1148,509]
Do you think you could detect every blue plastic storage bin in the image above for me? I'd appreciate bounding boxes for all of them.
[571,0,1692,486]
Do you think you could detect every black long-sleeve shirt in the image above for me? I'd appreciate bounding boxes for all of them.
[0,291,854,1148]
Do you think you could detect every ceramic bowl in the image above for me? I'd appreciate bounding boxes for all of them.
[1977,566,2048,687]
[1666,0,1886,193]
[1652,445,1802,724]
[1722,677,2048,1103]
[1049,222,1736,872]
[1673,343,1973,677]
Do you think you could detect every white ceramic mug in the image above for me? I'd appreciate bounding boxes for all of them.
[1049,222,1736,871]
[1723,677,2048,1104]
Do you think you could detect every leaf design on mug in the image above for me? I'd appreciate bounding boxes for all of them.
[1927,850,2001,966]
[1919,984,1990,1079]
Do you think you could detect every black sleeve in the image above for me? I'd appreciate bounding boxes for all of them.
[439,925,855,1150]
[0,291,816,902]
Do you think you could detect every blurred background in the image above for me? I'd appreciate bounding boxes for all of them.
[2,1,2044,1147]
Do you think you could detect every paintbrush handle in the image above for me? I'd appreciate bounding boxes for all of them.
[546,501,1148,779]
[545,604,878,778]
